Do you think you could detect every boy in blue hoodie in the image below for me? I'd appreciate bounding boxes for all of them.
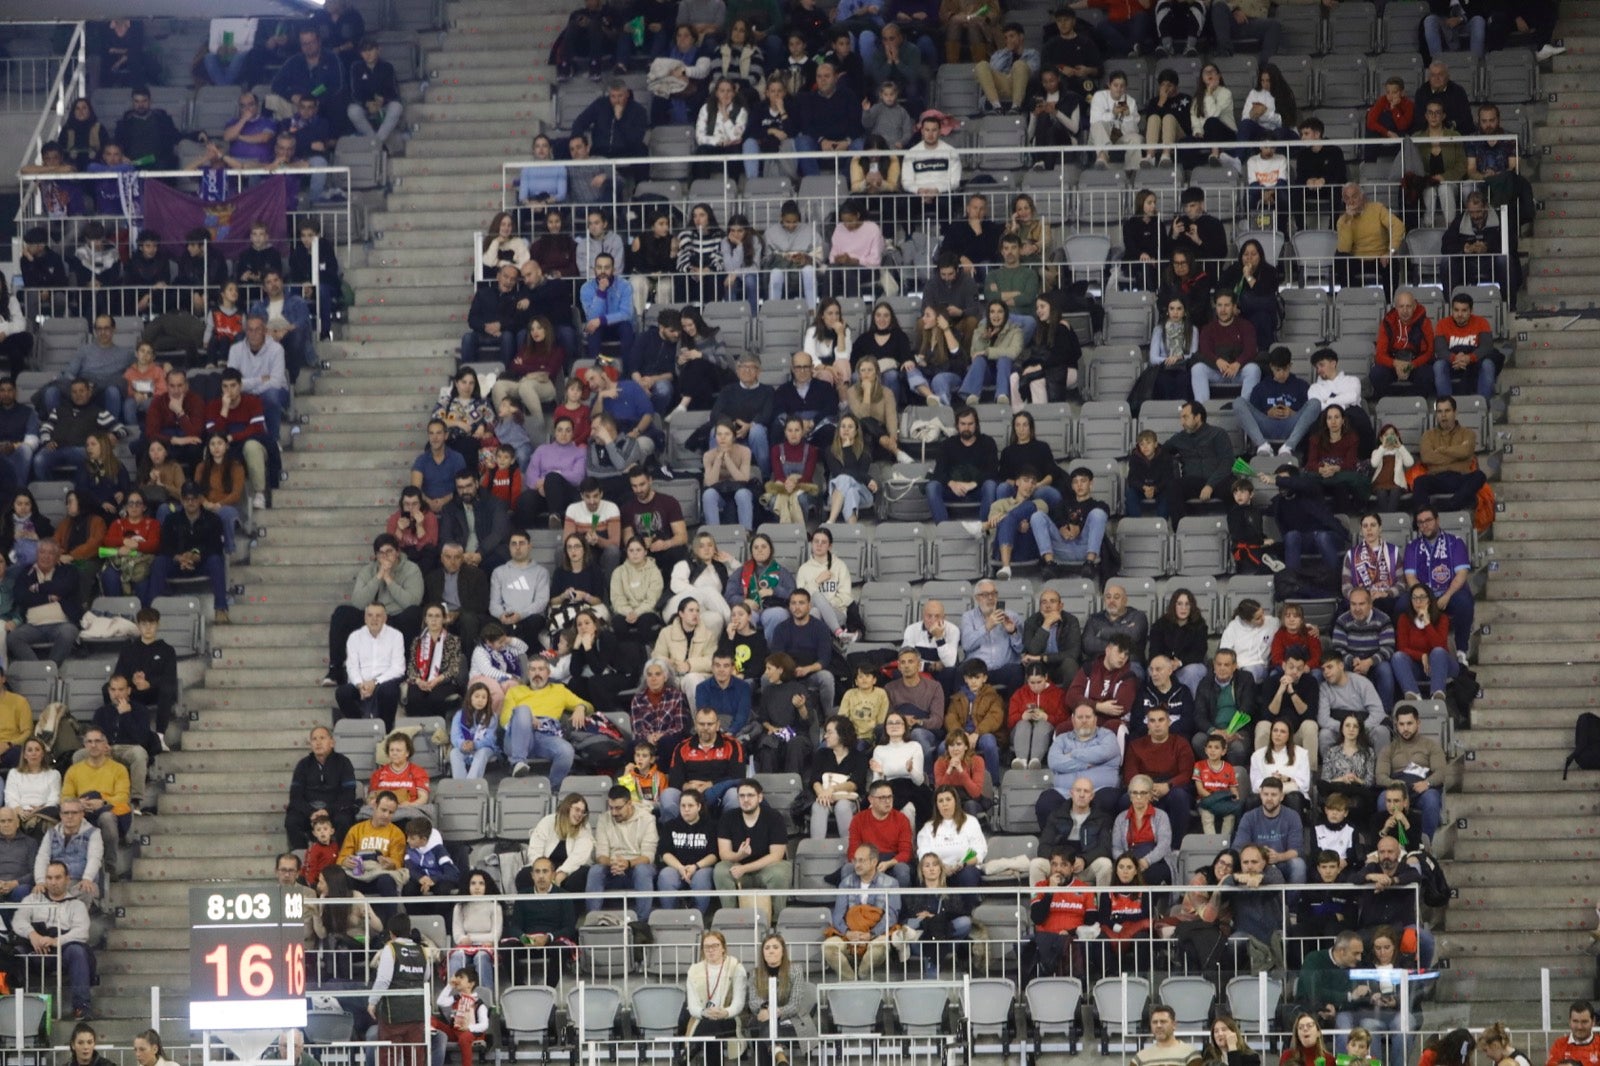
[402,815,462,917]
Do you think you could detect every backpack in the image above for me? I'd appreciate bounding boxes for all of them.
[1563,712,1600,780]
[1409,846,1453,909]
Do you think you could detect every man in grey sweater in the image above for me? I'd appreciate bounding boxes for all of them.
[44,315,133,417]
[321,534,425,687]
[490,532,552,648]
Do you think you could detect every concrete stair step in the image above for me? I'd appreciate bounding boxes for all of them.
[270,488,422,511]
[1461,726,1574,751]
[175,684,331,712]
[340,324,465,344]
[417,81,552,104]
[153,792,289,815]
[185,706,329,733]
[235,581,361,605]
[115,904,191,931]
[1459,748,1588,772]
[1501,422,1600,443]
[1488,519,1600,542]
[1436,930,1591,958]
[1479,575,1600,598]
[1449,792,1600,820]
[298,392,441,415]
[238,500,394,525]
[98,945,188,974]
[382,190,507,215]
[1499,365,1600,386]
[138,832,288,860]
[349,304,473,326]
[390,156,522,179]
[1492,479,1600,502]
[1501,403,1600,423]
[1459,769,1599,793]
[1450,840,1600,863]
[1446,860,1597,887]
[286,453,417,475]
[246,542,387,567]
[445,20,566,39]
[348,265,475,289]
[403,135,540,158]
[211,601,350,624]
[300,429,431,451]
[211,644,328,670]
[134,854,280,879]
[231,525,384,550]
[145,754,304,778]
[371,207,503,231]
[205,664,346,690]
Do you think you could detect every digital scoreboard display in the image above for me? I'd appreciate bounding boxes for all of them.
[188,886,308,1030]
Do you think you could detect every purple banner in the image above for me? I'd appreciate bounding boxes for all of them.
[142,175,290,258]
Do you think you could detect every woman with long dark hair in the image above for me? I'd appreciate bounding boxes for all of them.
[1010,291,1081,405]
[678,203,726,305]
[677,305,732,410]
[747,933,816,1066]
[1217,238,1282,346]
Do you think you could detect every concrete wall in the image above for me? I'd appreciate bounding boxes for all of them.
[0,110,47,195]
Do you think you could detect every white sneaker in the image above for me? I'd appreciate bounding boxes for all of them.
[511,761,530,777]
[252,491,267,509]
[1537,43,1566,60]
[895,450,915,464]
[1255,443,1273,457]
[1027,758,1042,770]
[1011,757,1026,769]
[1277,444,1295,457]
[926,394,944,406]
[1457,650,1470,667]
[996,566,1012,579]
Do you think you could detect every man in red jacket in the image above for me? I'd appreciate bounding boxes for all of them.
[1066,633,1138,737]
[1121,707,1194,845]
[1023,848,1094,982]
[1547,1002,1600,1066]
[203,367,272,510]
[144,367,206,468]
[845,780,914,885]
[1369,289,1434,401]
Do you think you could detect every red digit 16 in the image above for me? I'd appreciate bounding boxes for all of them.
[203,944,276,997]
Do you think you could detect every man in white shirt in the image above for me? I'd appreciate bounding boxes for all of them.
[336,603,406,730]
[1088,70,1141,172]
[205,18,259,87]
[1306,348,1374,451]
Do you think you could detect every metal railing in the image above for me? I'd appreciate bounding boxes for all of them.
[489,136,1517,310]
[0,54,68,113]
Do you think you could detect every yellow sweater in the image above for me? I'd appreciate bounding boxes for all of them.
[498,680,590,730]
[0,691,31,747]
[840,688,889,740]
[62,758,132,817]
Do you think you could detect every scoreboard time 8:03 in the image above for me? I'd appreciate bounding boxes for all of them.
[189,886,308,1031]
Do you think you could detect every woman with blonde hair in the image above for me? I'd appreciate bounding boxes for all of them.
[686,929,748,1066]
[522,792,594,891]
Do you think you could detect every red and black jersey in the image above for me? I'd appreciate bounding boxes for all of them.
[668,734,747,789]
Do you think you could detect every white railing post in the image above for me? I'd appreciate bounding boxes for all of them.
[1541,968,1552,1032]
[1256,969,1269,1038]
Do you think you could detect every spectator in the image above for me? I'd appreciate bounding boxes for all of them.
[14,861,94,1018]
[1336,183,1406,293]
[502,658,591,787]
[462,264,527,364]
[1134,654,1198,739]
[439,470,512,575]
[809,715,869,838]
[521,794,594,891]
[665,706,748,821]
[1084,583,1151,670]
[960,579,1025,691]
[714,778,791,922]
[685,930,748,1066]
[228,314,290,449]
[1423,0,1489,59]
[7,737,60,836]
[587,785,659,915]
[1379,705,1445,843]
[1393,583,1457,702]
[1432,292,1497,400]
[1366,76,1415,157]
[1021,586,1083,686]
[821,843,901,978]
[7,540,81,665]
[272,27,346,112]
[1191,649,1258,764]
[347,39,404,143]
[1232,776,1305,883]
[1297,929,1369,1034]
[1163,401,1235,522]
[1333,588,1399,708]
[1001,465,1110,580]
[0,806,38,901]
[149,482,229,620]
[1412,396,1488,515]
[423,540,492,651]
[1355,834,1434,965]
[1343,513,1405,619]
[1249,718,1313,812]
[1122,707,1193,844]
[1039,703,1122,826]
[36,799,102,899]
[1545,1004,1600,1066]
[771,589,836,710]
[113,87,181,170]
[573,79,651,162]
[1412,60,1474,137]
[205,368,273,512]
[657,787,720,911]
[1319,653,1390,753]
[1067,633,1140,737]
[1023,846,1095,981]
[1371,290,1435,401]
[335,604,406,731]
[285,726,358,849]
[1192,292,1260,403]
[1220,598,1278,682]
[1404,506,1473,659]
[1088,70,1142,172]
[975,21,1037,114]
[850,776,918,884]
[62,727,131,877]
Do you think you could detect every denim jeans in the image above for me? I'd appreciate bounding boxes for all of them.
[658,780,741,822]
[450,745,496,778]
[347,99,406,141]
[656,864,716,911]
[1209,6,1280,59]
[504,709,575,788]
[743,423,770,477]
[828,475,874,520]
[1191,361,1262,402]
[1236,398,1322,450]
[586,861,657,918]
[926,479,1000,523]
[1392,646,1455,698]
[150,552,229,611]
[993,483,1062,511]
[1423,13,1486,57]
[1431,584,1475,653]
[585,320,637,358]
[0,445,33,489]
[1024,505,1108,563]
[32,444,86,484]
[1284,529,1343,571]
[959,355,1014,401]
[703,485,754,527]
[768,264,818,304]
[1432,357,1496,399]
[204,50,250,85]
